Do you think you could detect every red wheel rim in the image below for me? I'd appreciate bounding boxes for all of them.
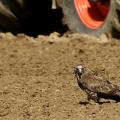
[74,0,110,29]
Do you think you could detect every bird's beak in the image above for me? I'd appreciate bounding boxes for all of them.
[74,68,82,78]
[74,67,78,75]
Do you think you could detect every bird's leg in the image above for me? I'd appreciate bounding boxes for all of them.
[87,95,91,101]
[87,92,100,103]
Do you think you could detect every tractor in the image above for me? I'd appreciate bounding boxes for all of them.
[56,0,120,36]
[0,0,120,36]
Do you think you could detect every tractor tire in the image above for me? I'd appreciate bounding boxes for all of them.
[0,0,53,35]
[0,0,33,34]
[111,8,120,38]
[60,0,116,35]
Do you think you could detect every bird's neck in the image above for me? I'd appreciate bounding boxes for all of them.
[76,74,84,84]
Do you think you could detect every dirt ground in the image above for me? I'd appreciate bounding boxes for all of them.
[0,32,120,120]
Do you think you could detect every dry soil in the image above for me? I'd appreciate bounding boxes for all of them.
[0,32,120,120]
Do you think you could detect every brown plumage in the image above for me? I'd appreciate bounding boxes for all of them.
[74,65,120,103]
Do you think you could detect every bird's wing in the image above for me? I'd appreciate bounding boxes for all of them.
[88,80,120,95]
[84,74,119,94]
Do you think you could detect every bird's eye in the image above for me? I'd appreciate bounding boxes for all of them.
[74,68,79,73]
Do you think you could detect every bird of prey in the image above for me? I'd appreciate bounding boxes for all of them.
[74,65,120,103]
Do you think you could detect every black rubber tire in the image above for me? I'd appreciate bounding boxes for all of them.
[0,0,65,36]
[60,0,116,35]
[0,0,23,33]
[111,8,120,38]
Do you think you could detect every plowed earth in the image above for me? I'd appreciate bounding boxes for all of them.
[0,32,120,120]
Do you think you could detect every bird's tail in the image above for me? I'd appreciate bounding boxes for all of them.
[108,81,120,97]
[114,86,120,97]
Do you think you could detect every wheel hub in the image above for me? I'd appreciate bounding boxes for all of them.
[74,0,110,29]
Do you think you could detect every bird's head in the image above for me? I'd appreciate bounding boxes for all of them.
[74,65,85,78]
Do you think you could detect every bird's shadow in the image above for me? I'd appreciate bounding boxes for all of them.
[79,101,89,105]
[79,100,111,105]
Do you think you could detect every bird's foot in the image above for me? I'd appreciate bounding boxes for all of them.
[87,93,100,103]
